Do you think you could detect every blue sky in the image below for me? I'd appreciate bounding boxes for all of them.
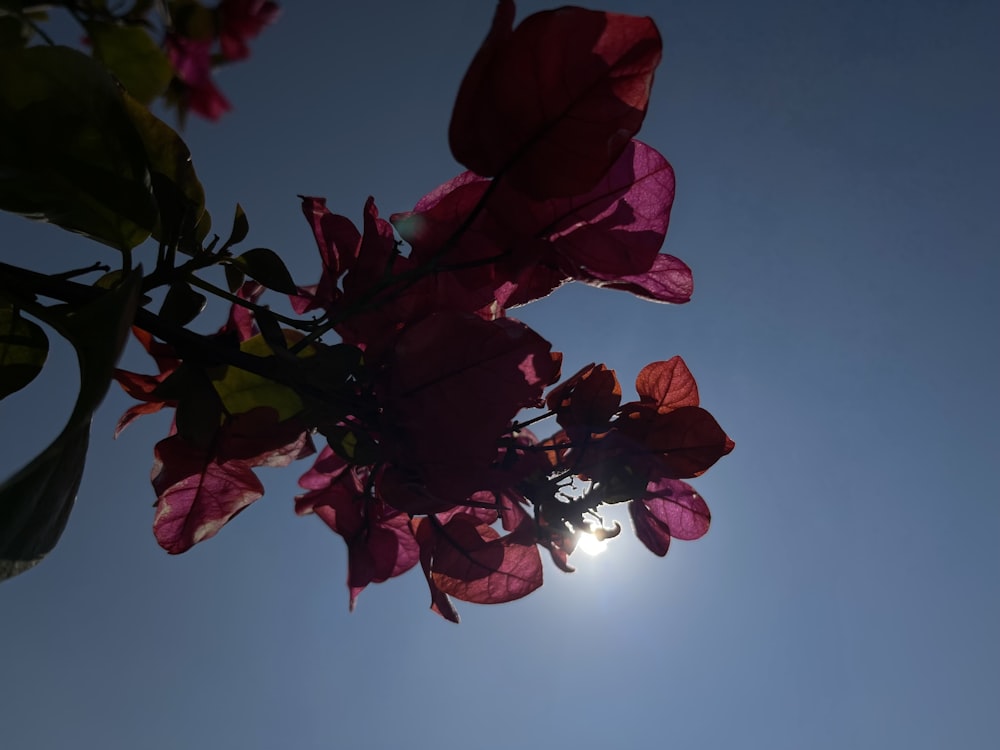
[2,1,998,748]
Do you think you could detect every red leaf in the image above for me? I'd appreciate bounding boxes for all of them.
[152,409,313,554]
[578,252,693,304]
[546,363,622,437]
[428,512,543,605]
[412,517,461,623]
[130,326,180,371]
[297,195,359,310]
[297,447,419,610]
[614,404,734,478]
[643,478,710,541]
[151,434,264,554]
[343,197,402,301]
[337,504,419,610]
[215,409,314,467]
[224,281,266,342]
[375,465,461,516]
[392,141,676,311]
[628,478,711,556]
[378,312,561,505]
[628,500,671,556]
[635,356,699,413]
[515,140,675,277]
[391,172,496,266]
[450,1,662,199]
[535,513,578,572]
[114,400,167,438]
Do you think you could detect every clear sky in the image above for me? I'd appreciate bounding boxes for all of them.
[2,1,998,748]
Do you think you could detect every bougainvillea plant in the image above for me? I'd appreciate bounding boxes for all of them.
[0,0,732,621]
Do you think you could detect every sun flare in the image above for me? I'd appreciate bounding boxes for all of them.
[577,532,608,556]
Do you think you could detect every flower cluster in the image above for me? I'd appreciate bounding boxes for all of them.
[115,1,732,621]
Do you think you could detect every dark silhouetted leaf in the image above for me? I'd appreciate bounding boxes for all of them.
[122,93,209,250]
[0,269,141,580]
[158,281,206,326]
[224,263,246,293]
[0,12,33,48]
[0,304,48,399]
[225,203,249,248]
[230,247,297,294]
[0,46,156,249]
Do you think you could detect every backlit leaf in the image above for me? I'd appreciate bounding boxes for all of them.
[628,498,670,556]
[643,478,711,541]
[450,1,661,199]
[635,356,699,413]
[85,20,173,104]
[296,447,418,611]
[629,478,711,556]
[152,409,313,554]
[210,333,306,420]
[577,252,693,304]
[617,404,734,478]
[152,434,265,555]
[428,510,543,605]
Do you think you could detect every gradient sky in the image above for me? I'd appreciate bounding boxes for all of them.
[2,1,998,748]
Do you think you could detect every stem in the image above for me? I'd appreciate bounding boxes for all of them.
[50,262,111,280]
[510,410,555,431]
[141,249,220,294]
[186,275,318,331]
[0,261,350,411]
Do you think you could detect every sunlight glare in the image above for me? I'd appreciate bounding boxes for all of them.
[577,531,608,556]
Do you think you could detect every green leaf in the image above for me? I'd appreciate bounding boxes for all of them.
[121,94,209,253]
[0,304,48,399]
[0,46,157,250]
[84,21,173,105]
[211,333,307,420]
[230,248,297,294]
[0,269,142,581]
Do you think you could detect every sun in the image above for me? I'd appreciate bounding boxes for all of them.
[576,531,608,556]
